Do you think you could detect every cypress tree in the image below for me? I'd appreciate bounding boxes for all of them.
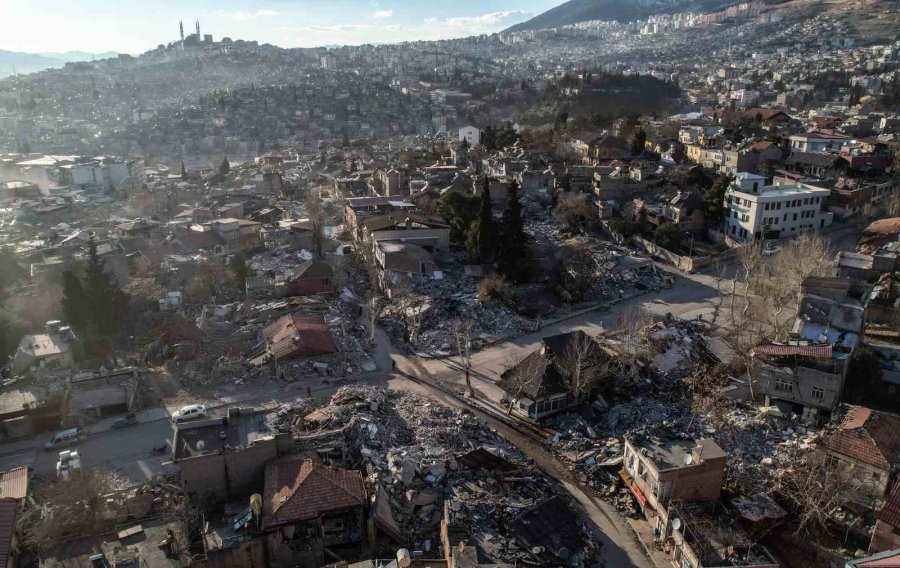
[477,176,495,262]
[497,181,527,281]
[61,270,89,331]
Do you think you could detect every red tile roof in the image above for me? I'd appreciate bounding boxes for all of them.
[0,467,28,501]
[0,498,17,568]
[753,343,833,359]
[263,459,365,529]
[879,479,900,529]
[820,406,900,470]
[261,313,337,359]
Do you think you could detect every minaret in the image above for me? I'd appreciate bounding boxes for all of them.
[179,20,185,50]
[195,21,200,39]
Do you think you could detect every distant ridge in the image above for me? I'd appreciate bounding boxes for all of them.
[505,0,743,32]
[0,49,119,78]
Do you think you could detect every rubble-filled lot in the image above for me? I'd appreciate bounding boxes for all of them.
[146,292,376,389]
[284,386,603,566]
[545,319,823,517]
[377,228,673,357]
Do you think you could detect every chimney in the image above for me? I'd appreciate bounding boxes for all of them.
[690,445,704,465]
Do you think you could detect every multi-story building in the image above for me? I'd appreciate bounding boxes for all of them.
[723,173,832,243]
[788,131,849,156]
[621,434,726,535]
[752,277,867,423]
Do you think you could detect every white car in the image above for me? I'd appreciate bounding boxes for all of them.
[171,404,208,423]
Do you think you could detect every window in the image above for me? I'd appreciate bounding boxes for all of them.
[811,386,825,400]
[793,213,798,221]
[775,378,793,392]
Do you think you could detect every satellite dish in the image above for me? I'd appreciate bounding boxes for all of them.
[683,453,693,465]
[196,440,205,450]
[671,518,682,531]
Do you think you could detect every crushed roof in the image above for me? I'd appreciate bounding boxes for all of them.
[820,406,900,470]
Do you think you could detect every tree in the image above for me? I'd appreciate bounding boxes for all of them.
[0,309,25,366]
[441,191,480,245]
[0,247,23,301]
[842,347,885,406]
[496,181,528,281]
[306,190,326,260]
[703,175,731,225]
[774,449,865,535]
[84,235,119,336]
[555,192,593,231]
[502,353,547,415]
[630,129,647,157]
[655,222,680,251]
[180,161,187,181]
[558,332,609,402]
[229,251,250,290]
[61,270,89,331]
[452,317,476,398]
[22,467,126,550]
[219,156,230,175]
[477,176,495,262]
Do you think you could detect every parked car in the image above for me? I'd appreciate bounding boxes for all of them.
[44,428,86,451]
[56,449,81,480]
[171,404,208,423]
[112,413,138,429]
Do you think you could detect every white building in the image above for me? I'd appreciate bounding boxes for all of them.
[788,131,849,156]
[458,126,481,146]
[724,173,833,242]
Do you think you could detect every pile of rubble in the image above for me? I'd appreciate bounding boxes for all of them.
[294,386,598,565]
[158,289,376,386]
[545,318,823,515]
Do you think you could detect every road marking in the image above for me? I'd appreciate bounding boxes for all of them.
[136,459,154,479]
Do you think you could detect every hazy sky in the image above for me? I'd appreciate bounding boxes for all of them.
[1,0,565,54]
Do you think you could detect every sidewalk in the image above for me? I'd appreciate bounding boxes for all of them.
[628,517,673,568]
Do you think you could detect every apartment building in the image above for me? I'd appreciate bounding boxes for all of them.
[621,435,726,535]
[724,173,833,243]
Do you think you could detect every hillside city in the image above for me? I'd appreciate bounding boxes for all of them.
[0,0,898,566]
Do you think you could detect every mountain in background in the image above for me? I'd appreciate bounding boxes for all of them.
[38,51,119,62]
[0,49,119,78]
[505,0,742,32]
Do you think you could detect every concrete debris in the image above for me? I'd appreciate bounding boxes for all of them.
[293,386,598,566]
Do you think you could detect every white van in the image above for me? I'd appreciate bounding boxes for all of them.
[45,428,86,450]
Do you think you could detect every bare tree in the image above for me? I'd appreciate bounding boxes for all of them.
[453,316,476,398]
[555,192,594,231]
[23,468,124,549]
[738,241,765,317]
[365,292,384,341]
[774,450,866,535]
[306,189,325,260]
[777,232,831,302]
[502,352,547,415]
[558,332,610,403]
[612,304,654,368]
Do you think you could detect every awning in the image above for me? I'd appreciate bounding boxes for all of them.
[631,482,649,508]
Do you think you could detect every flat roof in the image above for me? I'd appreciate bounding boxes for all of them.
[174,408,273,460]
[634,436,725,471]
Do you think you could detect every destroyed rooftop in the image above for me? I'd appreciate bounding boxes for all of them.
[631,435,725,471]
[173,408,273,459]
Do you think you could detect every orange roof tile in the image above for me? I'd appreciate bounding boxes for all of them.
[263,459,365,529]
